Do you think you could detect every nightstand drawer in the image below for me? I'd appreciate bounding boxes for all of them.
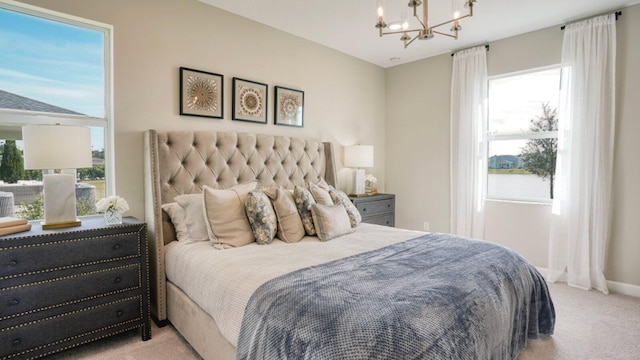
[354,198,395,217]
[1,232,139,279]
[1,264,140,320]
[364,214,395,227]
[1,296,141,359]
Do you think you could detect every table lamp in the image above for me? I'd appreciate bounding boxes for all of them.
[344,145,374,196]
[22,125,93,229]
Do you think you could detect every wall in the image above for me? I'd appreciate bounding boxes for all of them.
[386,5,640,287]
[20,0,386,219]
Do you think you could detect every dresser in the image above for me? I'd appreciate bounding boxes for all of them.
[349,193,395,227]
[0,217,150,360]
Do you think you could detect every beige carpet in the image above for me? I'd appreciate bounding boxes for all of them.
[45,282,640,359]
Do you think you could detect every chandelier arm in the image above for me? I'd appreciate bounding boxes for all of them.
[429,13,472,30]
[404,34,420,48]
[381,28,422,36]
[432,30,457,39]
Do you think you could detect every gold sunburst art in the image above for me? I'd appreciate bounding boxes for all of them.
[232,78,268,124]
[180,67,223,118]
[275,86,304,127]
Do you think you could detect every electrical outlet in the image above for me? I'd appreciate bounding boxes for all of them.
[423,221,430,231]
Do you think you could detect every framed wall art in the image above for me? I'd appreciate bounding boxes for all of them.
[274,86,304,127]
[180,67,223,118]
[232,78,268,124]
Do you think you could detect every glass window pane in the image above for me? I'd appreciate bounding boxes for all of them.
[0,7,105,118]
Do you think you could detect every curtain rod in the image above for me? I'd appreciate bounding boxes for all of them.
[451,44,490,57]
[560,11,621,30]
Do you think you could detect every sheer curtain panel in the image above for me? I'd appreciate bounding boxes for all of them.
[548,14,617,293]
[450,46,488,239]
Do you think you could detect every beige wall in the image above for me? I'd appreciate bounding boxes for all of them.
[386,5,640,287]
[20,0,386,222]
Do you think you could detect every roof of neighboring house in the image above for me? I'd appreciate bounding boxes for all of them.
[0,89,82,115]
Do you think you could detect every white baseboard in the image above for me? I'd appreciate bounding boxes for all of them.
[535,267,640,298]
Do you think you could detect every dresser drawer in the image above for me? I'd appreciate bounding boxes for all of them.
[1,264,140,321]
[354,198,395,217]
[1,296,142,359]
[1,232,139,279]
[363,214,395,227]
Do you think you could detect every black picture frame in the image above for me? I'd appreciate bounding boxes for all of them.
[232,77,268,124]
[274,86,304,127]
[179,67,223,119]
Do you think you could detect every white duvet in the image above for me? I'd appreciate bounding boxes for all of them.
[164,223,424,347]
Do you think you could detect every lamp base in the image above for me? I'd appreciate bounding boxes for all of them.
[42,220,82,230]
[350,168,366,196]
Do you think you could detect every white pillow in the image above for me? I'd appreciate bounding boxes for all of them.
[161,202,189,242]
[175,193,209,242]
[310,203,354,241]
[204,181,257,249]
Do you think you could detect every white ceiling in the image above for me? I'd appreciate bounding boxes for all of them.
[199,0,637,68]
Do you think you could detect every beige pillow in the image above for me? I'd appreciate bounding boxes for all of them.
[161,202,189,242]
[204,181,257,249]
[264,188,305,243]
[175,193,209,242]
[310,203,354,241]
[309,182,333,205]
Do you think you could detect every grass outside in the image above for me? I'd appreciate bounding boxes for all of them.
[82,179,106,200]
[488,169,531,174]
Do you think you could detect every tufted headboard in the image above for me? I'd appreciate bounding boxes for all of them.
[143,129,337,321]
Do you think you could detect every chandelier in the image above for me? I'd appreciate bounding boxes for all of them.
[375,0,478,48]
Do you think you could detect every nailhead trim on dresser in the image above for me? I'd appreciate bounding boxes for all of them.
[0,217,151,360]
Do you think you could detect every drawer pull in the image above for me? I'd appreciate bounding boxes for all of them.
[9,260,17,266]
[387,204,391,208]
[10,298,19,306]
[116,310,124,317]
[113,244,121,250]
[13,338,21,346]
[362,208,367,212]
[115,277,122,284]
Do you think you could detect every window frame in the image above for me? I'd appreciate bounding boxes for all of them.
[485,65,562,204]
[0,0,115,198]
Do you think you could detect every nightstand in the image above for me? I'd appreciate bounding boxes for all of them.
[349,193,395,227]
[0,216,151,360]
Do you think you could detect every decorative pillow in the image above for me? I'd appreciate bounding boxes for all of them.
[293,186,317,236]
[161,202,189,242]
[203,181,257,249]
[329,188,362,228]
[309,181,333,205]
[245,191,277,245]
[309,203,354,241]
[175,193,209,242]
[264,188,305,243]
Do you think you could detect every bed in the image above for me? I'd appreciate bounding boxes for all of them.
[143,129,555,360]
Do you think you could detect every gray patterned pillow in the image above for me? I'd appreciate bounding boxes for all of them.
[245,191,277,245]
[293,186,317,236]
[329,188,362,228]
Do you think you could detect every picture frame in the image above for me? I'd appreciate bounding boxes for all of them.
[180,67,223,118]
[274,86,304,127]
[232,78,268,124]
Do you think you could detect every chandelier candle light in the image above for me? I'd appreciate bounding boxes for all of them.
[376,0,477,48]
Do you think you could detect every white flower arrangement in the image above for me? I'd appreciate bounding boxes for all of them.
[96,195,130,213]
[365,174,378,184]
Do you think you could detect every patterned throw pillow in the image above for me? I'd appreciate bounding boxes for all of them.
[245,191,277,245]
[329,188,362,228]
[293,185,317,236]
[309,203,354,241]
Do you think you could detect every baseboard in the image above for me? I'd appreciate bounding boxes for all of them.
[535,267,640,298]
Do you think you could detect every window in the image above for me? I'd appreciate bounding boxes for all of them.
[0,0,113,220]
[486,66,561,203]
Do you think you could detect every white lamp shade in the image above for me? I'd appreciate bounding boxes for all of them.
[22,125,93,170]
[344,145,374,168]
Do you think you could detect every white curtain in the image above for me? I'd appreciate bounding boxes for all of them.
[450,46,488,239]
[548,14,617,293]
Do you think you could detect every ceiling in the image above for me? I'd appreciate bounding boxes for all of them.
[199,0,637,68]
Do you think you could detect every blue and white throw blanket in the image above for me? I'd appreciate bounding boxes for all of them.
[236,233,555,360]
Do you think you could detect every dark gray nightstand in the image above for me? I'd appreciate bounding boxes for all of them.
[0,216,151,359]
[349,193,395,227]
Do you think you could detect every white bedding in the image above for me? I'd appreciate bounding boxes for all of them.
[164,223,424,347]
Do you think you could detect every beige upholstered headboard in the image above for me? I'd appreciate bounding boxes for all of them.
[143,129,337,321]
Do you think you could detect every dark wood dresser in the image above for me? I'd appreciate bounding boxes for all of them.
[349,193,395,227]
[0,217,150,360]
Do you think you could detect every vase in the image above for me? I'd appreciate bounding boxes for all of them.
[104,208,122,225]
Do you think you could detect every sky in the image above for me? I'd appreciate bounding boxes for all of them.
[0,7,105,117]
[0,7,105,149]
